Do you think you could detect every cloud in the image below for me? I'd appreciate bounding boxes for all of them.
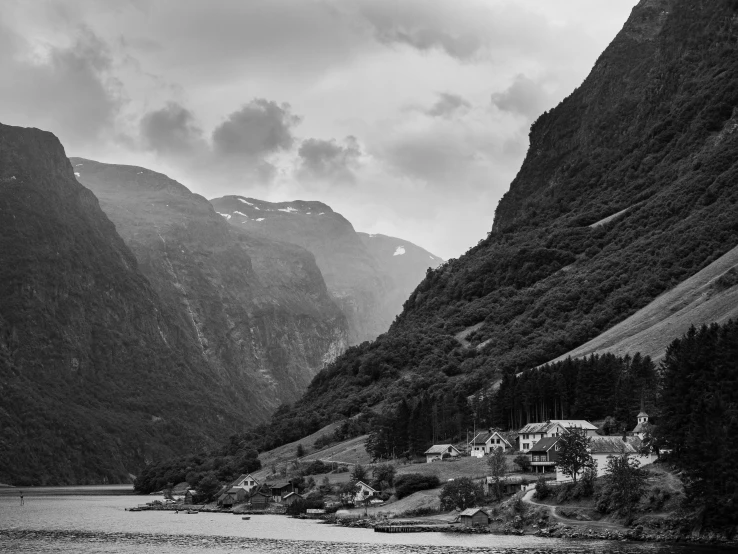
[425,92,471,118]
[296,136,361,184]
[491,74,552,118]
[140,102,204,156]
[0,24,122,149]
[212,99,301,160]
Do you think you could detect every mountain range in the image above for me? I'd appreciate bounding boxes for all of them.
[0,137,441,484]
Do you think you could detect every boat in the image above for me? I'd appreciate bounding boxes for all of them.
[186,509,199,514]
[242,516,250,520]
[128,507,142,512]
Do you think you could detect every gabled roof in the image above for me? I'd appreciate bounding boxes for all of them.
[233,473,259,486]
[471,432,493,445]
[424,444,460,455]
[269,481,292,489]
[530,437,560,452]
[519,422,552,434]
[459,507,489,517]
[589,436,637,454]
[550,419,598,431]
[355,480,377,493]
[283,492,303,499]
[632,421,654,434]
[472,431,512,447]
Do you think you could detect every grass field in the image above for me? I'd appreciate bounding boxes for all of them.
[543,244,738,364]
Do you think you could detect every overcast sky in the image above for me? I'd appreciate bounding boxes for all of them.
[1,0,636,259]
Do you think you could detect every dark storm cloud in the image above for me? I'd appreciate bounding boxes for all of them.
[296,136,361,184]
[212,99,301,159]
[491,74,552,118]
[0,24,121,146]
[140,102,204,155]
[425,93,471,118]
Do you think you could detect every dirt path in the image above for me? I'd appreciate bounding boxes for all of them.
[522,489,625,531]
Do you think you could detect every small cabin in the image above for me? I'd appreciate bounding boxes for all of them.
[424,444,461,463]
[250,491,271,509]
[270,481,294,502]
[184,490,198,505]
[459,507,490,527]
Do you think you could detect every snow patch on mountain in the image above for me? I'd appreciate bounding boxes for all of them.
[278,207,298,213]
[217,212,232,220]
[393,246,406,256]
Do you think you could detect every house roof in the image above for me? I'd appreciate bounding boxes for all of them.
[270,481,292,489]
[459,507,489,517]
[424,444,459,455]
[530,437,560,452]
[589,436,637,454]
[472,431,512,447]
[519,422,552,434]
[283,492,303,499]
[233,473,258,485]
[355,481,377,493]
[637,411,649,418]
[227,487,244,493]
[550,419,598,431]
[632,421,654,434]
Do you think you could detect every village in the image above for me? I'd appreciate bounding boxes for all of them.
[139,409,669,540]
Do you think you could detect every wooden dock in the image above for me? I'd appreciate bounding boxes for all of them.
[374,525,440,533]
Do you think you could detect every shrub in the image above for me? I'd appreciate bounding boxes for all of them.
[534,477,552,500]
[394,473,441,499]
[439,477,484,510]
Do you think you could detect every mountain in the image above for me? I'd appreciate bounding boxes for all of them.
[0,124,252,485]
[210,196,395,344]
[249,0,738,447]
[71,158,349,412]
[357,232,444,328]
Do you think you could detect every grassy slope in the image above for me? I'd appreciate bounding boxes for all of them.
[544,244,738,364]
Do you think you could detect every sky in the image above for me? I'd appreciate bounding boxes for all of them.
[0,0,637,259]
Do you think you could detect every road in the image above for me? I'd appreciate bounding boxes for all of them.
[521,489,624,530]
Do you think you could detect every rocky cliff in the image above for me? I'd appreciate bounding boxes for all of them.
[72,158,349,410]
[210,196,392,344]
[0,124,247,485]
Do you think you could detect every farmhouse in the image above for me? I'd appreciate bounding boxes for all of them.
[183,489,198,505]
[352,480,378,504]
[459,507,490,527]
[231,473,260,493]
[632,410,654,440]
[519,420,598,451]
[470,430,512,457]
[424,444,461,463]
[528,437,561,473]
[555,436,657,482]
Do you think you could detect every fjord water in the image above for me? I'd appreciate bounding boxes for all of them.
[0,490,734,554]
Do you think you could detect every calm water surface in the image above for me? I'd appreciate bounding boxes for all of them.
[0,490,734,554]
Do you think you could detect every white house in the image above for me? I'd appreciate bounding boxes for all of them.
[518,420,598,452]
[352,481,378,504]
[424,444,461,463]
[555,436,656,482]
[231,473,260,493]
[470,431,512,457]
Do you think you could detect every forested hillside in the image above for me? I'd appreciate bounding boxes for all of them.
[242,0,738,449]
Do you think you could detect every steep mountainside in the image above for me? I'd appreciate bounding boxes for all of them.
[357,232,444,326]
[0,124,251,485]
[250,0,738,446]
[72,158,348,411]
[210,196,391,344]
[544,244,738,364]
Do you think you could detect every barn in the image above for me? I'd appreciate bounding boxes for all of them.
[459,507,490,527]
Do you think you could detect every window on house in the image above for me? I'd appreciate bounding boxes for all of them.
[523,444,529,450]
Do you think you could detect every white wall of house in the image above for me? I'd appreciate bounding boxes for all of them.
[555,452,657,482]
[520,432,546,452]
